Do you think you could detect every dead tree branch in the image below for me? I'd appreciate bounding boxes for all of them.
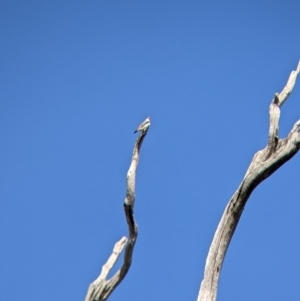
[84,130,149,301]
[197,61,300,301]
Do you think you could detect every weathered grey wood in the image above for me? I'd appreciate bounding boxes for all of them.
[197,61,300,301]
[84,130,149,301]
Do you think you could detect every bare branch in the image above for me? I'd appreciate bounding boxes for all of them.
[277,60,300,107]
[197,62,300,301]
[268,61,300,154]
[84,130,149,301]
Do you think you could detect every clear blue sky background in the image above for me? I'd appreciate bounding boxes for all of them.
[1,1,300,300]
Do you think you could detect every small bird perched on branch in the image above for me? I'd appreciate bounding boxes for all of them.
[134,117,151,133]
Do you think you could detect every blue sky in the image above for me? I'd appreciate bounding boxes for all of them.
[1,1,300,300]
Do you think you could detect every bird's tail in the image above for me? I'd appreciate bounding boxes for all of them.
[133,130,137,133]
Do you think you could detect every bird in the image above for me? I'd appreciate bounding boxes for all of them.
[134,117,151,133]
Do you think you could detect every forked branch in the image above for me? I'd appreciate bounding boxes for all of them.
[84,130,149,301]
[197,61,300,301]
